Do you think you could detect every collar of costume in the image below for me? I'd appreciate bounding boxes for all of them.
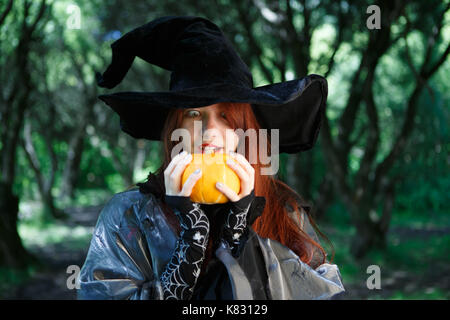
[198,195,266,226]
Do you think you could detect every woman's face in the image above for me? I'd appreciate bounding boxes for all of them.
[179,103,239,154]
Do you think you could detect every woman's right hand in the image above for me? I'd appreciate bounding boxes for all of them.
[161,151,209,301]
[164,151,202,197]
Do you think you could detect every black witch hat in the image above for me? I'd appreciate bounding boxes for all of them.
[96,16,328,154]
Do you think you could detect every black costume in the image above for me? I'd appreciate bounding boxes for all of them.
[161,191,254,300]
[78,188,344,299]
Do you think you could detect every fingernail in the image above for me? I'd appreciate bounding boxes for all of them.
[216,182,223,187]
[194,168,201,174]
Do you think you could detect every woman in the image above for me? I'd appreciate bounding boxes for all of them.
[78,16,344,300]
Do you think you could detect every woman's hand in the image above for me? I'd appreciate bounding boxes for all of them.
[162,152,210,300]
[164,151,201,196]
[216,151,255,202]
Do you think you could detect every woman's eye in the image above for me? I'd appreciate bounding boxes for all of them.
[187,110,200,117]
[220,112,227,119]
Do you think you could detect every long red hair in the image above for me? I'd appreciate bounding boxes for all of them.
[137,102,333,268]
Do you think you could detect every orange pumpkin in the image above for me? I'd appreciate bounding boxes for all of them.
[181,152,240,204]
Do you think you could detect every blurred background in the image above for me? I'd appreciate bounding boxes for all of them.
[0,0,448,300]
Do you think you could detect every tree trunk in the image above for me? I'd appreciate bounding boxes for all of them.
[59,125,87,201]
[314,175,335,220]
[299,151,314,201]
[350,207,388,259]
[0,0,49,268]
[351,221,388,259]
[285,152,316,211]
[285,154,300,194]
[22,118,67,220]
[0,182,37,268]
[346,178,396,258]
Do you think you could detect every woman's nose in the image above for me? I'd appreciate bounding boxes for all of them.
[202,116,220,139]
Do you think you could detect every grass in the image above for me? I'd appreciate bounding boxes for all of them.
[318,207,450,299]
[0,266,38,299]
[18,222,93,251]
[0,221,93,298]
[1,198,96,298]
[16,188,114,250]
[384,288,448,300]
[18,196,95,250]
[57,188,114,208]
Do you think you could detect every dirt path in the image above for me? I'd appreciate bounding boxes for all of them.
[334,262,450,300]
[335,225,450,300]
[10,244,87,299]
[5,205,102,300]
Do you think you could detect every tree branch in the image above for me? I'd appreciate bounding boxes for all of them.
[423,41,450,79]
[354,71,380,193]
[325,2,346,78]
[403,35,434,98]
[373,2,450,193]
[22,118,45,193]
[284,0,309,76]
[236,1,274,83]
[0,0,13,27]
[27,0,47,36]
[420,2,450,75]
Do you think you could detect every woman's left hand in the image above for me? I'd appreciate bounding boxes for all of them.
[215,151,255,202]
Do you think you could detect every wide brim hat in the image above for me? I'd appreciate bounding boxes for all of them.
[97,16,328,154]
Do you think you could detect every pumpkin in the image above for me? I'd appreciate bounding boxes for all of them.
[181,152,240,204]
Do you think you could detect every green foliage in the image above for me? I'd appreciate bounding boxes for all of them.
[0,266,38,299]
[18,220,93,251]
[58,188,113,208]
[76,139,117,190]
[321,206,450,299]
[385,288,448,300]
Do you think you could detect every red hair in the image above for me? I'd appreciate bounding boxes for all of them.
[137,102,333,269]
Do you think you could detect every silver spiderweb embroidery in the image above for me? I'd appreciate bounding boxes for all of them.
[225,202,251,243]
[160,203,209,300]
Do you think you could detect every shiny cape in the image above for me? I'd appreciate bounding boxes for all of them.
[77,188,345,300]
